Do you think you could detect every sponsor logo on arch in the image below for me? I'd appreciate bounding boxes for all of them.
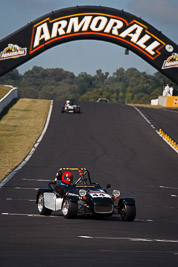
[30,13,165,60]
[162,53,178,69]
[0,44,27,60]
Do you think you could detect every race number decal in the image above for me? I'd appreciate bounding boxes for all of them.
[89,192,111,198]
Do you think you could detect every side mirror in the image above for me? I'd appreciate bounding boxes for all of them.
[106,184,111,189]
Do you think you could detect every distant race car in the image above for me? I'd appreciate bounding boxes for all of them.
[96,98,109,103]
[36,168,136,221]
[61,99,80,113]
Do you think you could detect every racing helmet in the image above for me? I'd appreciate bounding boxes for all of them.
[61,171,73,185]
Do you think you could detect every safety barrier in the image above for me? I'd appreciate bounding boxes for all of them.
[151,96,178,107]
[158,129,178,152]
[0,86,18,114]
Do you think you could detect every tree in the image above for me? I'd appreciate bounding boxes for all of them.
[0,66,175,104]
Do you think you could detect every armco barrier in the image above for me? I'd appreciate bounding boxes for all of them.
[0,86,18,114]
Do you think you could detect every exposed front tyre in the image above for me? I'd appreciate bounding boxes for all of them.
[37,193,52,215]
[62,198,78,219]
[118,202,136,221]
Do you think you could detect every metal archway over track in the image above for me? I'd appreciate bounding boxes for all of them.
[0,6,178,84]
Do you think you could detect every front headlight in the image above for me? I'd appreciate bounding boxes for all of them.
[79,189,87,197]
[112,190,120,197]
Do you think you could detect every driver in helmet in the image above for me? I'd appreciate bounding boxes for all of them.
[55,171,73,196]
[65,100,70,108]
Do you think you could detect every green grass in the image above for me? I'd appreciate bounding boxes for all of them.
[0,98,50,181]
[0,85,12,99]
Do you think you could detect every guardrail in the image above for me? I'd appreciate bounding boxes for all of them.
[0,86,18,114]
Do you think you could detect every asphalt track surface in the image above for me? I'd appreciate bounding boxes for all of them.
[0,101,178,267]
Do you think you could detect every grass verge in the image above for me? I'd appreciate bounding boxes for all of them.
[130,104,178,109]
[0,85,11,99]
[0,98,50,181]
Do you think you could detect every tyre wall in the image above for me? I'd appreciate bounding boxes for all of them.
[0,86,19,114]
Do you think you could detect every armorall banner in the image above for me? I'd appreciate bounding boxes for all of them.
[0,6,178,84]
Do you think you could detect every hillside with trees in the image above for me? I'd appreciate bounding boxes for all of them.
[0,66,176,104]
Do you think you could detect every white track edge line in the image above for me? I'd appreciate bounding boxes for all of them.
[78,235,178,243]
[131,105,178,154]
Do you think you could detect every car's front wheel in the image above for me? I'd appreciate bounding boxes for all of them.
[62,198,78,219]
[119,202,136,221]
[37,193,52,215]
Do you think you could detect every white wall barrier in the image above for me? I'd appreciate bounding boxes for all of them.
[158,96,167,107]
[0,86,19,114]
[151,99,159,105]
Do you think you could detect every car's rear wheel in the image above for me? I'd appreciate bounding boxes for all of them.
[37,193,52,215]
[119,202,136,221]
[62,198,78,218]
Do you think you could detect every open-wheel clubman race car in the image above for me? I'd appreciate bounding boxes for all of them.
[61,99,80,113]
[36,168,136,221]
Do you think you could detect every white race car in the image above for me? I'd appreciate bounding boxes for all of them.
[96,98,109,103]
[61,99,80,113]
